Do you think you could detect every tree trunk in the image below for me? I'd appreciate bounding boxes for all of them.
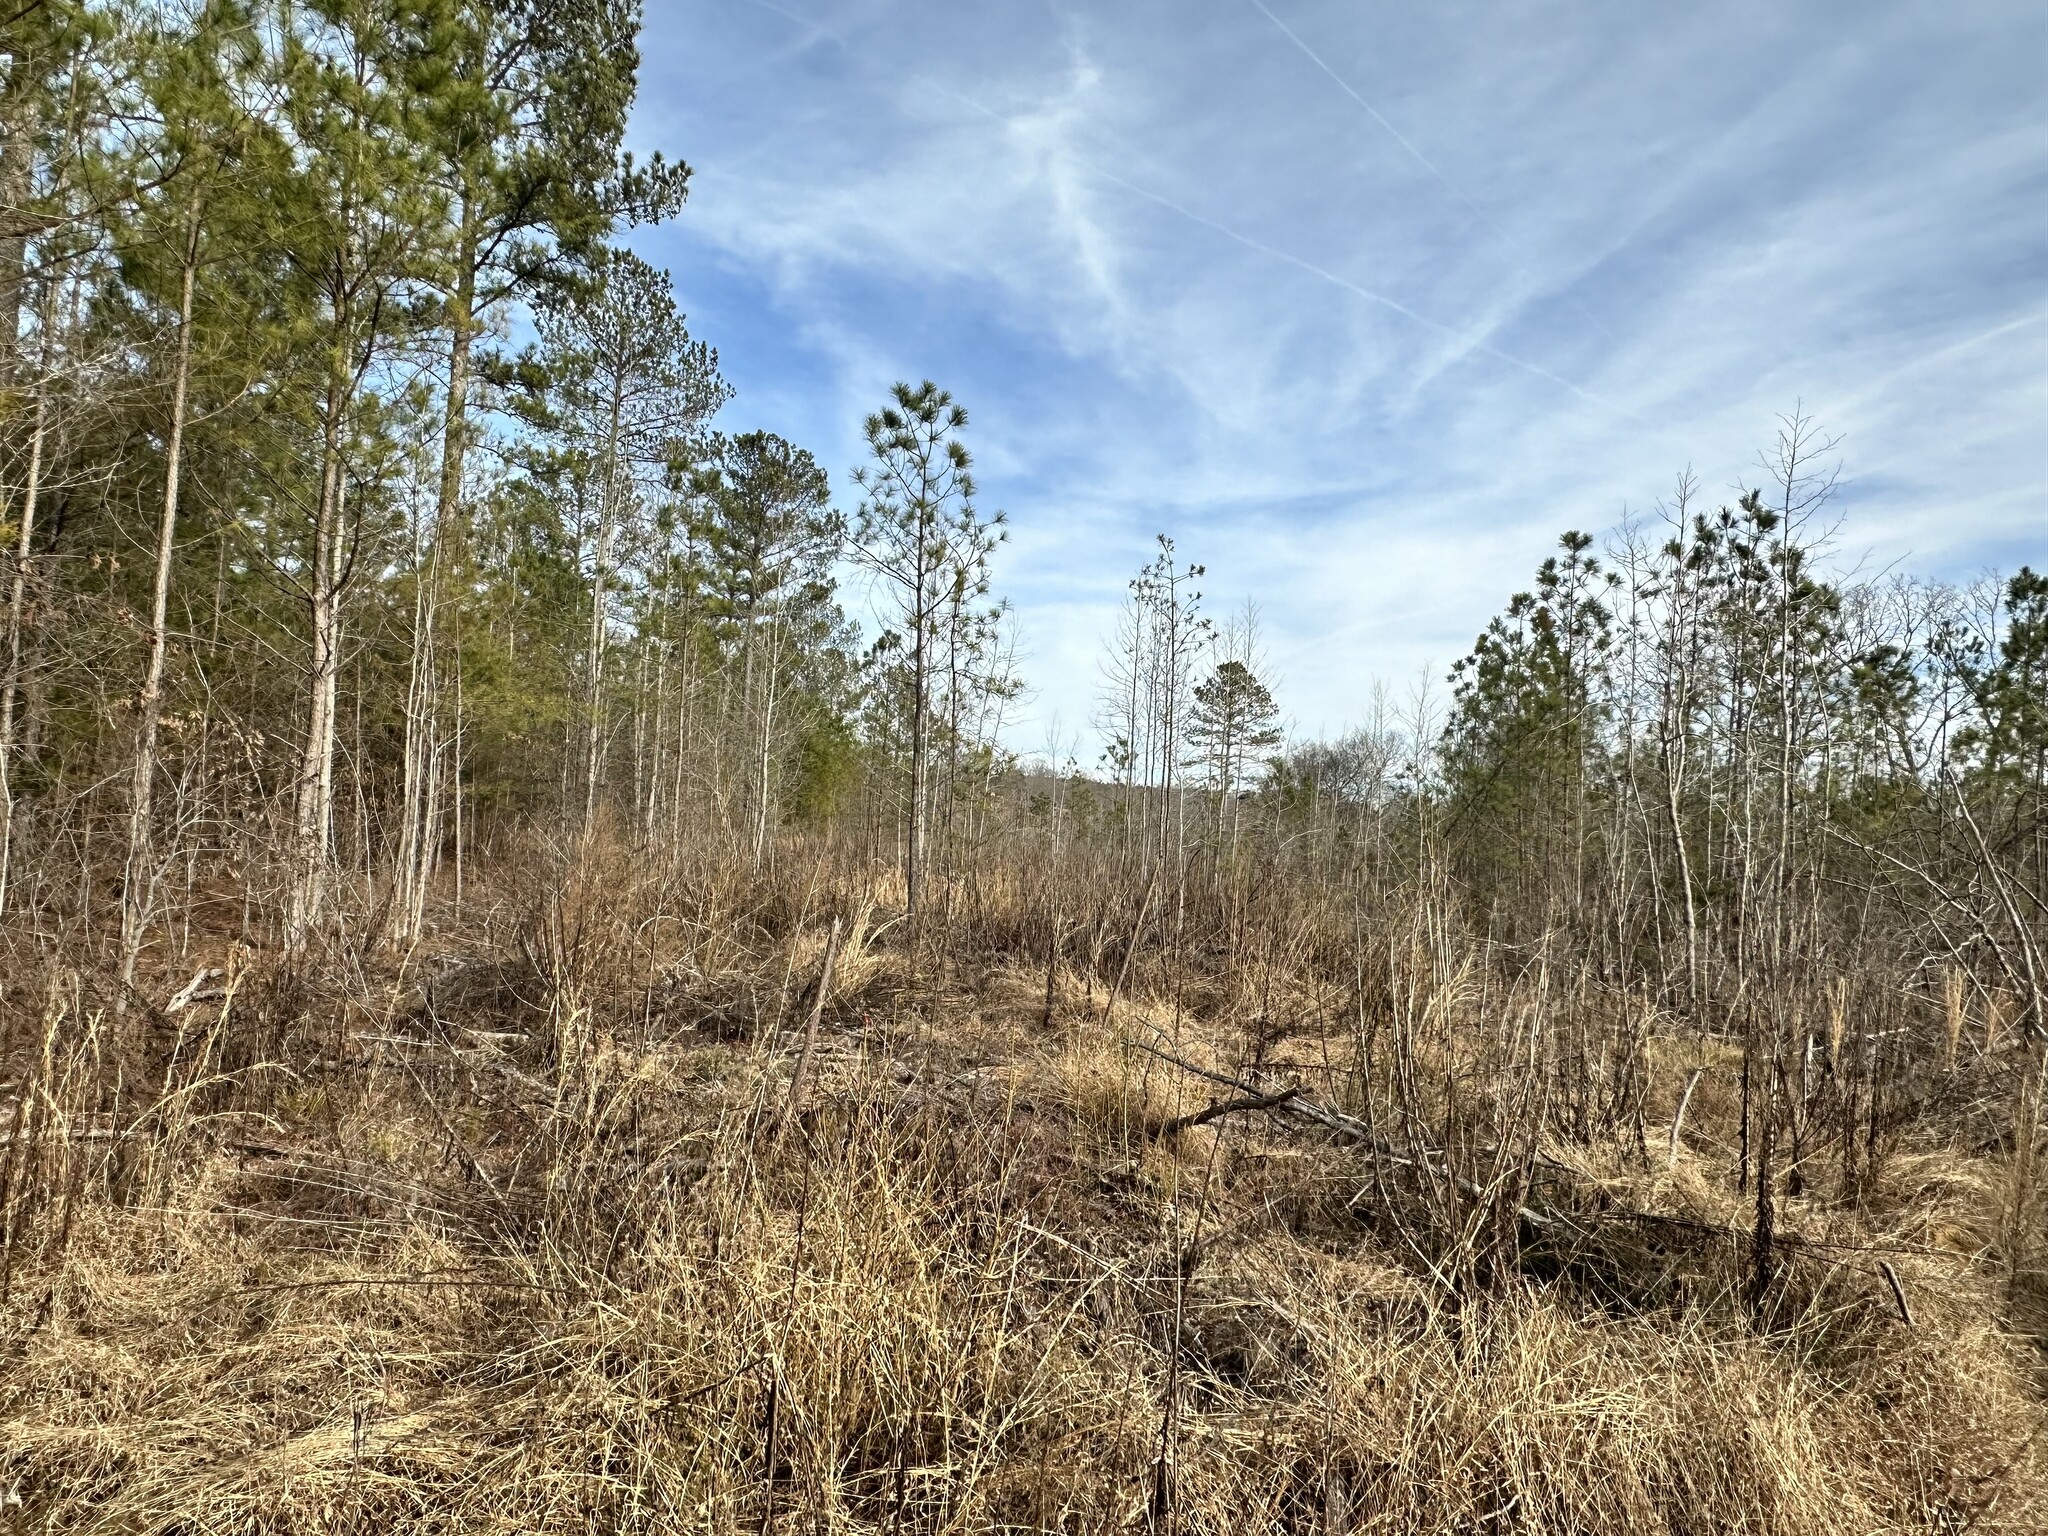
[582,393,625,831]
[0,108,30,398]
[907,567,928,922]
[436,220,477,563]
[583,496,614,829]
[287,366,350,948]
[752,612,783,871]
[391,524,438,946]
[394,214,478,927]
[119,198,202,998]
[0,377,48,916]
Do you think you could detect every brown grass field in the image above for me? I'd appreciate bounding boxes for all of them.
[1,839,2042,1533]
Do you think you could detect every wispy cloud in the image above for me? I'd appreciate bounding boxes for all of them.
[631,0,2048,748]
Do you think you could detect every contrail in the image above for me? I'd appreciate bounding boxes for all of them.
[920,77,1643,423]
[1243,0,1506,243]
[1866,307,2048,391]
[1829,305,2048,425]
[1058,154,1643,422]
[735,0,1643,422]
[739,0,850,44]
[735,0,873,59]
[1244,0,1618,342]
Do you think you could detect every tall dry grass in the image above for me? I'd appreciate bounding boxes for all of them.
[0,835,2042,1532]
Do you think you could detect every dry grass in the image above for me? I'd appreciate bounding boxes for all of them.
[0,840,2042,1533]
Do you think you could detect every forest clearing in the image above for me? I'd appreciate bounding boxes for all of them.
[2,1,2044,1531]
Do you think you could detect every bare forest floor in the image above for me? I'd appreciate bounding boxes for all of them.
[1,840,2044,1533]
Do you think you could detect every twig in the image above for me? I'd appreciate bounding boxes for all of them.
[780,917,842,1130]
[673,1353,769,1407]
[225,1269,565,1298]
[1669,1067,1705,1169]
[1127,1036,1260,1094]
[1041,912,1062,1030]
[0,1127,129,1149]
[1878,1258,1916,1327]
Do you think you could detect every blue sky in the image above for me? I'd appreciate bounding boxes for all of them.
[624,0,2047,756]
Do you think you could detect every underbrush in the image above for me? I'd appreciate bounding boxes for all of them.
[1,841,2042,1533]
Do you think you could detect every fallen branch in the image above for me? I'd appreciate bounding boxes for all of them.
[1127,1036,1261,1095]
[166,967,225,1013]
[1129,1032,1558,1227]
[1153,1086,1303,1139]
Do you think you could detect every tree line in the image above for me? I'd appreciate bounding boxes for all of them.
[3,2,2041,1122]
[0,0,1025,974]
[1046,427,2041,1299]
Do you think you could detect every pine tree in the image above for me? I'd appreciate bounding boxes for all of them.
[266,0,457,944]
[1444,529,1616,925]
[1187,657,1281,849]
[846,381,1001,920]
[694,430,839,865]
[521,247,727,828]
[110,0,286,993]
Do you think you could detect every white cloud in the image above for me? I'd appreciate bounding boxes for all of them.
[632,0,2048,749]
